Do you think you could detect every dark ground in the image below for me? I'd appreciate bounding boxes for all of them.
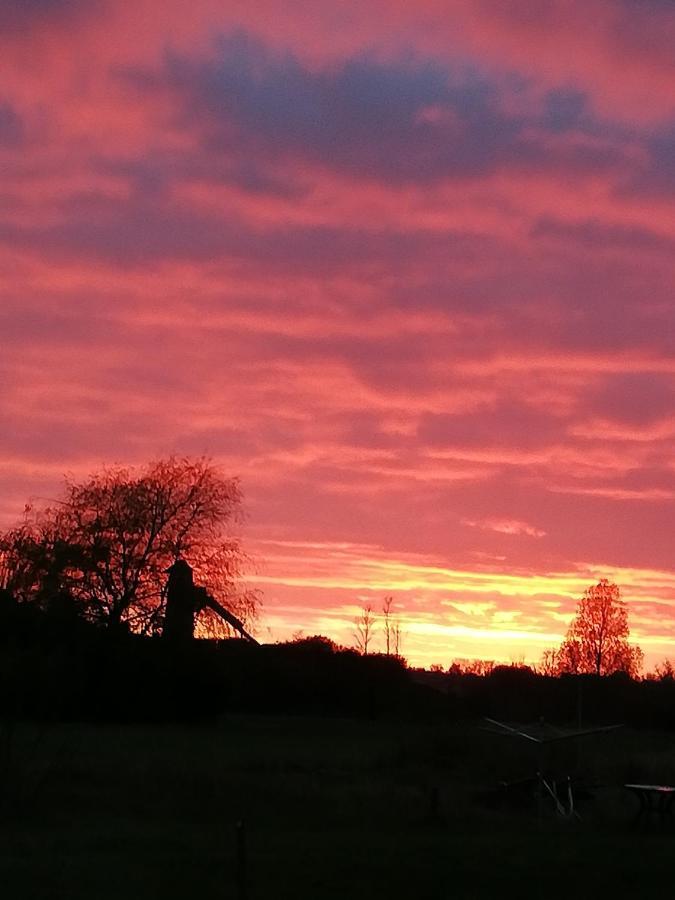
[2,715,675,899]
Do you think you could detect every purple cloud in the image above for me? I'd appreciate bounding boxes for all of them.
[122,31,631,186]
[0,0,98,30]
[0,102,23,145]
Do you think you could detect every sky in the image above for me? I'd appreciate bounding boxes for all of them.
[2,0,675,669]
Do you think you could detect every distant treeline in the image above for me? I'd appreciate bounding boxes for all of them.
[3,588,675,727]
[413,665,675,730]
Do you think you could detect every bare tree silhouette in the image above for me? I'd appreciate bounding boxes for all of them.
[353,604,375,655]
[382,596,393,655]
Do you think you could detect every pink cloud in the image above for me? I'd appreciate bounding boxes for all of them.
[463,518,547,538]
[2,1,675,666]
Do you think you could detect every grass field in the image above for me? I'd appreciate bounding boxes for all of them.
[2,714,675,899]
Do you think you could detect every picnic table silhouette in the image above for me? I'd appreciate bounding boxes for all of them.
[624,784,675,825]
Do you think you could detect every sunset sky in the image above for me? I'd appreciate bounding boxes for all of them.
[3,0,675,668]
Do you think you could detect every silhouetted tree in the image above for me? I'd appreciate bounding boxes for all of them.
[354,604,375,655]
[0,457,259,635]
[537,648,559,677]
[382,595,393,656]
[392,619,402,658]
[556,579,642,677]
[380,596,405,658]
[451,658,495,676]
[647,659,675,681]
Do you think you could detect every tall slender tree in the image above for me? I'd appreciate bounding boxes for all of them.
[353,604,375,655]
[382,595,393,655]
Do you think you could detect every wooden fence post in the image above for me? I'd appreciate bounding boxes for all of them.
[235,818,248,900]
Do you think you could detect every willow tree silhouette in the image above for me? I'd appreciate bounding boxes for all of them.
[0,457,260,636]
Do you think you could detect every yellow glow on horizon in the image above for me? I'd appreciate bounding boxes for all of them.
[250,539,675,669]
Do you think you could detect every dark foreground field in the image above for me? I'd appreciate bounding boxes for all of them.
[2,715,675,899]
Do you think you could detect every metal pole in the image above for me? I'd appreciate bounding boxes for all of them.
[537,743,544,821]
[429,785,441,823]
[235,818,248,900]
